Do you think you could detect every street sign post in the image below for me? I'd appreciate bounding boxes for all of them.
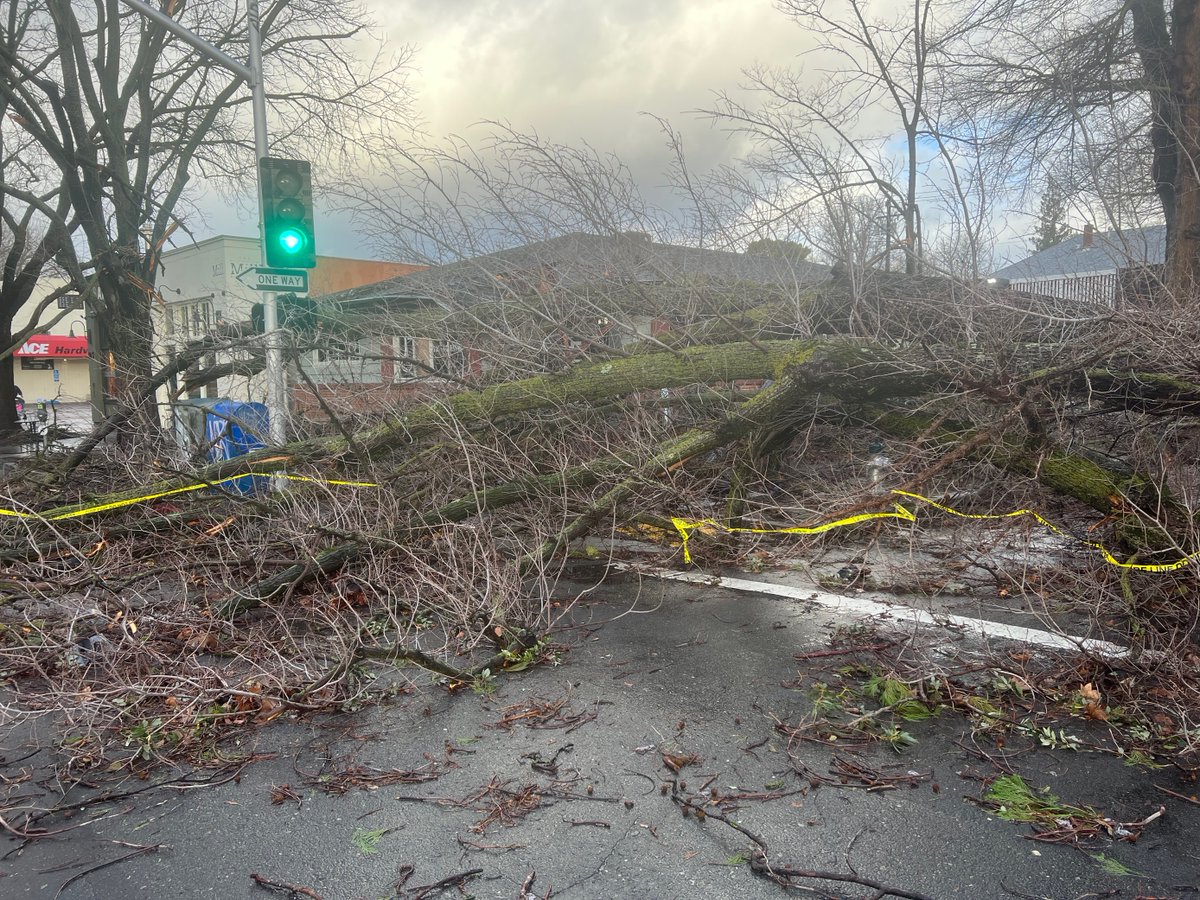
[237,266,309,293]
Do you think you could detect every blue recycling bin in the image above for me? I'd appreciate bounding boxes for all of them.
[201,400,269,495]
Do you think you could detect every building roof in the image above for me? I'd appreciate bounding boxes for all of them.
[992,225,1165,282]
[321,232,828,310]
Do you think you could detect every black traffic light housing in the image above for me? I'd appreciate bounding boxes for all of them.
[251,294,319,334]
[260,157,316,269]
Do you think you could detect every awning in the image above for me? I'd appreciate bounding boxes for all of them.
[15,334,88,358]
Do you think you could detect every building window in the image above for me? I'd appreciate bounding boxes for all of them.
[596,318,622,349]
[315,337,362,364]
[170,299,213,340]
[430,339,465,377]
[394,335,417,380]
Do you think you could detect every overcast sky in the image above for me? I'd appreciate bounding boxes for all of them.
[376,0,807,174]
[196,0,817,259]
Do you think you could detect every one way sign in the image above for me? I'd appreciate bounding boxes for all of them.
[237,266,309,293]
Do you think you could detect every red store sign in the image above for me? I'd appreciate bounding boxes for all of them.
[15,334,89,358]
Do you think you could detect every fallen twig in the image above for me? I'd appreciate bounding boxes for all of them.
[456,835,525,852]
[1152,784,1200,806]
[519,869,550,899]
[1,812,95,840]
[669,778,936,900]
[250,872,324,899]
[407,867,483,899]
[463,778,542,833]
[829,755,931,791]
[792,641,896,660]
[304,759,443,796]
[562,816,611,828]
[56,844,162,898]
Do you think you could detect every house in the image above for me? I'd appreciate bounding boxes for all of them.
[991,223,1165,306]
[291,232,829,414]
[152,235,425,406]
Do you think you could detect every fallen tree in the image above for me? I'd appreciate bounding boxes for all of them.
[3,279,1199,773]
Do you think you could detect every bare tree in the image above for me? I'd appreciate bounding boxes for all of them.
[0,0,412,428]
[707,0,991,277]
[943,0,1200,299]
[0,1,77,433]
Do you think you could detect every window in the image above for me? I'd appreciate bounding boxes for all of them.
[315,337,362,364]
[310,336,381,383]
[430,339,465,378]
[169,299,213,340]
[394,335,417,380]
[596,317,623,349]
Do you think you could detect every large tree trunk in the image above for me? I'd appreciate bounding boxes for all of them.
[1131,0,1179,247]
[0,320,17,434]
[1167,0,1200,300]
[97,266,159,429]
[27,338,1200,525]
[1131,0,1200,301]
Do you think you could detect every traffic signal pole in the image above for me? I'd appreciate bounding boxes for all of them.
[246,1,288,445]
[121,0,288,446]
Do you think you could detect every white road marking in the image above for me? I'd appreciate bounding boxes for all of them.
[619,565,1137,661]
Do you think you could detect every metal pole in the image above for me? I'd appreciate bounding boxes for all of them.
[119,0,288,446]
[247,0,288,445]
[119,0,253,80]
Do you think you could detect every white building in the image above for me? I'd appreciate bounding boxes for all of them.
[154,235,424,406]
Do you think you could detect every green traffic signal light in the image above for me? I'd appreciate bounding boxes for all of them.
[277,228,307,255]
[260,157,316,268]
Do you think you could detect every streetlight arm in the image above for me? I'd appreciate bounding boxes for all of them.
[118,0,254,82]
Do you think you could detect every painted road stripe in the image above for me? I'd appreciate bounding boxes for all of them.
[618,565,1137,661]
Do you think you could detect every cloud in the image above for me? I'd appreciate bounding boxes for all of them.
[375,0,811,179]
[187,1,826,258]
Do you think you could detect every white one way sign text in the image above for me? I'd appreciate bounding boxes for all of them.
[237,266,309,293]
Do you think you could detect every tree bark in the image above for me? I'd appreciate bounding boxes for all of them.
[1167,0,1200,300]
[521,348,868,570]
[1131,0,1200,300]
[25,341,1200,526]
[865,408,1152,516]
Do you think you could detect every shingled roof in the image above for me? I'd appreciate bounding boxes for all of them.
[321,232,828,310]
[992,225,1165,282]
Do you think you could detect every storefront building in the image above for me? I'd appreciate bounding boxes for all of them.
[14,333,91,402]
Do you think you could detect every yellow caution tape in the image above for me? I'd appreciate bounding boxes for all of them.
[0,473,380,522]
[670,504,916,564]
[3,469,1193,574]
[670,490,1199,573]
[891,490,1200,573]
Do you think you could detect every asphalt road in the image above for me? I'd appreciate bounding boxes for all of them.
[2,572,1198,899]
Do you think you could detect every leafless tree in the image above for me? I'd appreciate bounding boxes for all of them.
[0,0,413,428]
[0,1,77,433]
[705,0,994,278]
[941,0,1200,299]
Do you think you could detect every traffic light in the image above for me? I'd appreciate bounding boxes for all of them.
[280,294,318,332]
[251,295,318,334]
[260,157,316,268]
